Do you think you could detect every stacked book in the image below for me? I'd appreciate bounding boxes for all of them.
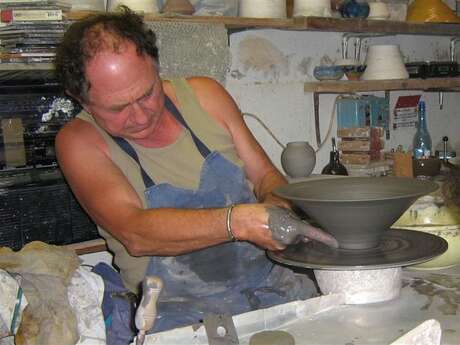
[0,0,71,64]
[337,127,392,177]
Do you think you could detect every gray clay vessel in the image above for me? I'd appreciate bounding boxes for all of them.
[281,141,316,178]
[274,177,438,249]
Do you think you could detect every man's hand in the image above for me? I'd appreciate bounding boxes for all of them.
[267,206,339,248]
[231,204,339,251]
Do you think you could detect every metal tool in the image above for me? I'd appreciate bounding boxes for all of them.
[135,276,163,345]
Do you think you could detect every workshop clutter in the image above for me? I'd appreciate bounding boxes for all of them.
[0,242,105,345]
[337,126,390,176]
[335,95,391,176]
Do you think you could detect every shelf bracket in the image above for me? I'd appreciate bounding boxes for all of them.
[313,92,321,148]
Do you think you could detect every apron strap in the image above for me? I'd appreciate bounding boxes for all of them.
[110,95,212,189]
[164,96,211,158]
[111,135,156,188]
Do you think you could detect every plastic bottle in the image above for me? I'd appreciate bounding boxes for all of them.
[412,101,432,159]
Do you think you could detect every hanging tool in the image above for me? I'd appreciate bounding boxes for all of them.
[135,276,163,345]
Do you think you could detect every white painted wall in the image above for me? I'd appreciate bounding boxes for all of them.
[225,31,460,173]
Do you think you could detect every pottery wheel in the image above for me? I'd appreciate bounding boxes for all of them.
[268,229,448,270]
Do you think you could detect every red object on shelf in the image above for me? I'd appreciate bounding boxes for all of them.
[1,9,13,23]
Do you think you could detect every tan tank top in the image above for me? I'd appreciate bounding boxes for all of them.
[77,78,250,292]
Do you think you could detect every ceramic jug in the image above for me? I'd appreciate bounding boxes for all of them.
[281,141,316,178]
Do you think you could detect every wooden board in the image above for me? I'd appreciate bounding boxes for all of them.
[304,78,460,93]
[65,238,107,255]
[64,12,460,36]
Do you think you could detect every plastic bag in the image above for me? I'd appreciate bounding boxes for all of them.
[407,0,460,23]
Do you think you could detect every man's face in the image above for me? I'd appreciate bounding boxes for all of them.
[82,42,165,141]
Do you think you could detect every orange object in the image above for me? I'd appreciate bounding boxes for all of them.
[407,0,460,23]
[393,152,414,178]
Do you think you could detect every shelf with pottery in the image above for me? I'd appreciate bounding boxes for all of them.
[64,11,460,36]
[304,77,460,93]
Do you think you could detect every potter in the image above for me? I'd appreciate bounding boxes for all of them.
[54,8,339,343]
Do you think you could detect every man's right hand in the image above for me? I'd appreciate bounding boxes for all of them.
[231,204,338,251]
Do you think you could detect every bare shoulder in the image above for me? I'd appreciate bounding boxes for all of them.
[185,77,242,130]
[56,118,108,157]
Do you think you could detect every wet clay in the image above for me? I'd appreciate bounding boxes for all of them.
[407,274,460,315]
[249,330,295,345]
[267,206,338,247]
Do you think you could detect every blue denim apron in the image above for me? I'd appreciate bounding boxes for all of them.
[97,96,316,344]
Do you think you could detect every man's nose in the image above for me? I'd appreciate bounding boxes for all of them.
[130,101,149,124]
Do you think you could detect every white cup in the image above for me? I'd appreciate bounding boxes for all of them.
[368,1,390,20]
[239,0,287,18]
[293,0,332,17]
[361,44,409,80]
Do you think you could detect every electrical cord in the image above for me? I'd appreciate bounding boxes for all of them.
[243,94,352,153]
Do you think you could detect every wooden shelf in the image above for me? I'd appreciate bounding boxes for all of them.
[65,12,460,36]
[304,77,460,93]
[0,63,54,71]
[65,238,107,255]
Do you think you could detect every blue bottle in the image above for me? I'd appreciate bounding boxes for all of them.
[412,101,432,159]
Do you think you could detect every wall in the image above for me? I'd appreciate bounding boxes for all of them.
[225,30,460,173]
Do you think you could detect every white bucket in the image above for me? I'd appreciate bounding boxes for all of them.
[239,0,287,18]
[314,267,402,304]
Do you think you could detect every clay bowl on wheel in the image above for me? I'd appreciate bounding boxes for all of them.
[274,176,438,250]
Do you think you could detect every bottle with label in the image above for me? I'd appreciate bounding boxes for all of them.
[412,101,432,159]
[321,137,348,175]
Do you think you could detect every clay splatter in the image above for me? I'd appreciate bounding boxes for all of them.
[238,36,289,78]
[407,274,460,315]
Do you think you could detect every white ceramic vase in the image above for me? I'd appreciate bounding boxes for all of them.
[361,44,409,80]
[239,0,287,18]
[281,141,316,178]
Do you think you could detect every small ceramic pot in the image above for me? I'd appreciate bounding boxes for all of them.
[340,0,370,18]
[368,1,390,20]
[281,141,316,178]
[342,64,366,80]
[313,65,344,81]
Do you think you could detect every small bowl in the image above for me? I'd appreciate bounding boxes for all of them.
[342,64,366,81]
[313,65,344,81]
[413,157,442,177]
